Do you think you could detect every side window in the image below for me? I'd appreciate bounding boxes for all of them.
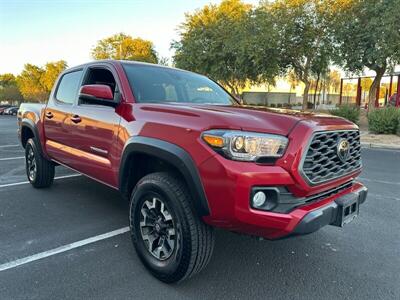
[82,68,117,95]
[56,70,83,104]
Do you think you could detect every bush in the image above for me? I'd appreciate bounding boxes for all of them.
[270,103,276,108]
[329,105,360,124]
[398,114,400,136]
[368,107,400,134]
[283,103,292,108]
[277,103,283,108]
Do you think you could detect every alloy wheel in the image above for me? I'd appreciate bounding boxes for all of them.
[139,196,177,260]
[27,147,37,181]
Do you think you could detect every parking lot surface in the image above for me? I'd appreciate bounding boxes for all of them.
[0,115,399,299]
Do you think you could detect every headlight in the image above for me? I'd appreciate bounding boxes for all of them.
[202,130,288,161]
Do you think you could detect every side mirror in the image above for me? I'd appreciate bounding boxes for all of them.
[79,84,118,107]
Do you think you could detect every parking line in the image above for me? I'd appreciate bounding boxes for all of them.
[0,227,130,272]
[0,156,24,161]
[359,177,400,186]
[0,174,82,188]
[0,144,19,148]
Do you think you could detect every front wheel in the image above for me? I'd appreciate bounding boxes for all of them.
[129,172,215,283]
[25,138,55,188]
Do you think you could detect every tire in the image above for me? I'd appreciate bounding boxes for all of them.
[129,172,215,283]
[25,138,55,188]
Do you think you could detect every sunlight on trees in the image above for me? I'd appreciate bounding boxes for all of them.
[91,33,158,64]
[15,61,67,103]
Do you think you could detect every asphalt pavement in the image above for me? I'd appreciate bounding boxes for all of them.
[0,115,399,299]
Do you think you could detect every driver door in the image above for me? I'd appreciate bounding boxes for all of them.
[66,64,122,187]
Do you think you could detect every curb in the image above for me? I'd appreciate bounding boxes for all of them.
[361,142,400,150]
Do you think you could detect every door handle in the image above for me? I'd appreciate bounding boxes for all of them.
[45,111,53,119]
[70,115,81,124]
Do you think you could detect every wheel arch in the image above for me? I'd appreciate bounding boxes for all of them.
[119,136,210,217]
[20,119,44,155]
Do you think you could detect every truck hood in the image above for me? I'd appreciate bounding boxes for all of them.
[138,103,356,136]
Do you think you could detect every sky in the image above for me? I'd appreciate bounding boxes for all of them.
[0,0,259,74]
[0,0,398,77]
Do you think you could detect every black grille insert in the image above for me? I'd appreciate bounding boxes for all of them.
[300,130,362,185]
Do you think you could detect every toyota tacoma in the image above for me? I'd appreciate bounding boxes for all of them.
[18,60,367,283]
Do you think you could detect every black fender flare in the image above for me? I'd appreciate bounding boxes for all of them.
[20,119,44,156]
[119,136,210,216]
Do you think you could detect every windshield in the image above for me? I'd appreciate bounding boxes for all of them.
[122,63,235,105]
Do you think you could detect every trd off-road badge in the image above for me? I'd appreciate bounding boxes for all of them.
[337,139,350,162]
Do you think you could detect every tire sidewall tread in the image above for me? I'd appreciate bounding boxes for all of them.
[129,172,214,283]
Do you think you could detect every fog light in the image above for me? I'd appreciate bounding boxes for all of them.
[252,191,266,207]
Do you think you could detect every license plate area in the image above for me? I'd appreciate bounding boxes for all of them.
[333,193,360,227]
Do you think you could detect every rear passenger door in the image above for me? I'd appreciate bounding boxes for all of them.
[66,64,122,187]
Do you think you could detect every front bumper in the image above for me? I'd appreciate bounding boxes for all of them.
[290,185,367,237]
[200,153,367,240]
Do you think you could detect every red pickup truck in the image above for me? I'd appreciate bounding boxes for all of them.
[18,60,367,283]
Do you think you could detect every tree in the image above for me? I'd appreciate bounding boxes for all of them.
[41,60,67,91]
[267,0,332,110]
[248,6,281,89]
[16,61,67,103]
[91,33,158,63]
[16,64,47,102]
[0,73,23,104]
[158,57,170,66]
[329,0,400,110]
[327,70,341,94]
[172,0,274,97]
[287,70,299,103]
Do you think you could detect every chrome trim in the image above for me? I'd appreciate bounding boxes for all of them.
[90,146,108,155]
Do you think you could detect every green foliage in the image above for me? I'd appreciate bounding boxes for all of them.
[329,0,400,109]
[263,0,332,109]
[0,73,24,103]
[41,61,68,91]
[16,64,47,102]
[398,114,400,137]
[16,61,67,103]
[330,105,360,124]
[330,0,400,74]
[0,73,17,86]
[91,33,158,63]
[368,108,400,134]
[172,0,279,96]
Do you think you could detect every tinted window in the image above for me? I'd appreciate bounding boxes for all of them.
[122,64,235,105]
[56,70,83,104]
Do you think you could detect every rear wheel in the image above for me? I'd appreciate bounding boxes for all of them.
[129,172,214,283]
[25,138,55,188]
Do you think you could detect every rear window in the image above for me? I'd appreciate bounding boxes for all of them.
[56,70,83,104]
[122,64,235,105]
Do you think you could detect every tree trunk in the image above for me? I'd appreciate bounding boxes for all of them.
[318,79,324,105]
[368,68,385,111]
[313,73,320,109]
[302,81,311,110]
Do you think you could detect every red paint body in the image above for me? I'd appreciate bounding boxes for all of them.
[18,60,366,239]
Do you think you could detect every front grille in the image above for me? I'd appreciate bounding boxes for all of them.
[300,130,362,185]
